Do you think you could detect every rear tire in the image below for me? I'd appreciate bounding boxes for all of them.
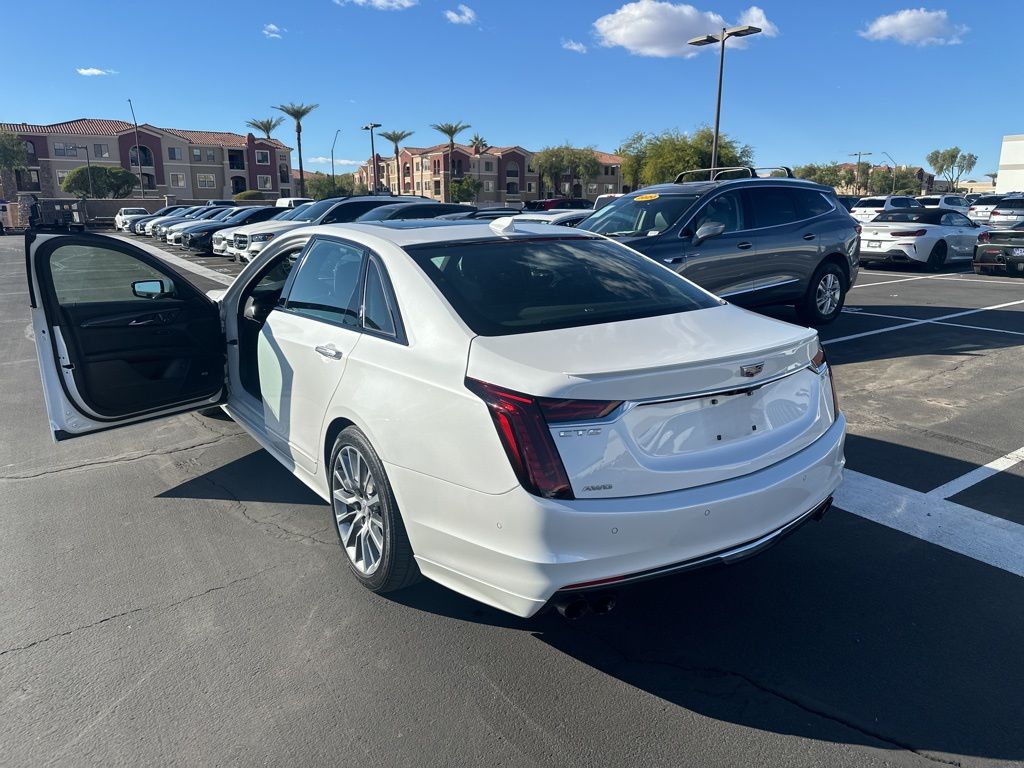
[926,240,947,272]
[797,262,846,326]
[328,427,420,594]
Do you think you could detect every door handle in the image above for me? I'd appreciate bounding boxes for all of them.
[315,345,343,360]
[662,256,685,264]
[803,233,816,241]
[737,242,753,250]
[128,317,156,326]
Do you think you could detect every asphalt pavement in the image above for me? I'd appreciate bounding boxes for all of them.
[2,233,1023,767]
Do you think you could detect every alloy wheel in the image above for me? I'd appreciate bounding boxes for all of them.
[331,445,386,575]
[816,273,841,316]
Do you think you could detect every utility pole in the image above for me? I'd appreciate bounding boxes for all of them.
[882,151,898,194]
[361,123,381,194]
[127,98,145,198]
[849,151,872,195]
[75,145,95,198]
[688,25,762,176]
[331,129,340,189]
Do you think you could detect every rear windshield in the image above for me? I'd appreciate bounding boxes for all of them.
[996,198,1024,210]
[856,198,885,208]
[974,196,1004,206]
[406,236,718,336]
[576,193,700,236]
[875,212,932,222]
[917,197,940,206]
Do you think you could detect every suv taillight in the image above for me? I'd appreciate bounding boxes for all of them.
[978,231,991,243]
[466,379,621,499]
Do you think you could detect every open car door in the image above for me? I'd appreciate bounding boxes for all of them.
[26,231,225,441]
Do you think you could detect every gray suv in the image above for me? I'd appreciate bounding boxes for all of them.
[576,169,860,325]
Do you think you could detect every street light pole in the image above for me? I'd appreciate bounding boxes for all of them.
[882,151,898,194]
[75,145,95,198]
[331,129,340,188]
[688,24,761,176]
[127,98,145,199]
[849,151,873,195]
[361,123,381,194]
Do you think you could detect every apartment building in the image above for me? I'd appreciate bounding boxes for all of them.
[0,118,293,201]
[356,144,624,205]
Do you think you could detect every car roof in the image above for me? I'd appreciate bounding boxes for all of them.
[875,208,960,223]
[308,219,592,247]
[627,176,831,198]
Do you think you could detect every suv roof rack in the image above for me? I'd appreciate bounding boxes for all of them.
[674,166,795,183]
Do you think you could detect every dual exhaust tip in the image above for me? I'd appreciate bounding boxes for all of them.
[551,590,617,620]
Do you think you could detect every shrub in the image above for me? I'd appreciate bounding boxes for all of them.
[233,190,265,201]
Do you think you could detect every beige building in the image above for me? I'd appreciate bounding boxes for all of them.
[0,118,293,201]
[995,134,1024,194]
[356,144,625,205]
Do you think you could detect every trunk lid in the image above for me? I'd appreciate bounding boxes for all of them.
[467,305,836,498]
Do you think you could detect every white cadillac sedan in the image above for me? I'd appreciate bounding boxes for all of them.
[858,208,987,270]
[26,219,845,617]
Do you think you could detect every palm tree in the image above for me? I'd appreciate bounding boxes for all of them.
[379,129,414,195]
[273,102,319,197]
[245,116,285,139]
[469,133,488,203]
[430,121,470,202]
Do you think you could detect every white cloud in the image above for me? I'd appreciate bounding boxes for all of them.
[859,8,967,46]
[562,39,588,54]
[334,0,417,9]
[76,67,117,76]
[444,4,476,24]
[307,156,363,166]
[262,23,284,39]
[593,1,778,58]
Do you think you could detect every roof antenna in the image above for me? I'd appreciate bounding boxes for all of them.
[489,216,517,235]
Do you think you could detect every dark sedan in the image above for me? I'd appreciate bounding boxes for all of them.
[974,221,1024,276]
[181,206,283,254]
[355,202,473,221]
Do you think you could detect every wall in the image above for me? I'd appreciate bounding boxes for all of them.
[996,135,1024,194]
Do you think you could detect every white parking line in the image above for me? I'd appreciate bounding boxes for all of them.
[840,308,1024,338]
[933,276,1024,287]
[110,235,234,287]
[851,274,954,289]
[835,470,1024,578]
[926,446,1024,500]
[825,297,1024,345]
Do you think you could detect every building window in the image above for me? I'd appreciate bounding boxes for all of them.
[280,188,290,198]
[257,175,273,190]
[228,150,245,170]
[93,144,110,158]
[484,161,494,172]
[255,150,270,165]
[506,182,519,195]
[527,162,535,173]
[587,183,598,194]
[527,182,534,193]
[278,163,289,184]
[15,169,40,191]
[484,180,494,192]
[170,173,186,188]
[403,163,410,177]
[415,181,421,190]
[505,161,519,178]
[24,140,36,159]
[129,145,154,167]
[168,147,183,161]
[605,184,614,192]
[190,148,201,162]
[55,169,69,187]
[206,149,215,162]
[54,142,77,157]
[197,173,216,189]
[433,180,441,195]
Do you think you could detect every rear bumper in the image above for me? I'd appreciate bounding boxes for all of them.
[859,243,923,264]
[394,414,846,618]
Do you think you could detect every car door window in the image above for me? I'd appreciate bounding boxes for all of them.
[692,191,746,233]
[50,244,170,304]
[791,189,833,219]
[940,213,958,227]
[747,187,799,228]
[284,239,364,327]
[362,258,398,338]
[949,212,973,227]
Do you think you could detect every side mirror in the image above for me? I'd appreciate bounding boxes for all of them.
[132,278,174,299]
[692,221,726,246]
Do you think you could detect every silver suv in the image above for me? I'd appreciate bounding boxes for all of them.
[576,167,860,325]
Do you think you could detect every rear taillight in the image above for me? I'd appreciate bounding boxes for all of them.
[538,398,622,423]
[890,229,927,237]
[854,224,862,235]
[875,209,884,213]
[978,231,991,243]
[812,343,839,413]
[466,379,579,499]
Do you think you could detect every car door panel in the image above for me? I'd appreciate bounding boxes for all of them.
[27,232,225,440]
[677,189,756,299]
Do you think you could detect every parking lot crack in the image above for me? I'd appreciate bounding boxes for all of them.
[0,567,276,659]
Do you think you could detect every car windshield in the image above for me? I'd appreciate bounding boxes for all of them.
[406,236,718,336]
[123,208,148,215]
[296,199,343,222]
[274,204,311,221]
[576,193,700,236]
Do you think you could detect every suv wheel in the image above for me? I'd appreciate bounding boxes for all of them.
[797,262,846,325]
[328,427,420,593]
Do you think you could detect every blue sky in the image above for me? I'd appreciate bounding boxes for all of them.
[4,1,1010,178]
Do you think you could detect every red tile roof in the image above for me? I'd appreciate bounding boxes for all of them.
[593,150,624,165]
[0,118,290,149]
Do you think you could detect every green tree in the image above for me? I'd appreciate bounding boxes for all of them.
[926,147,977,192]
[306,171,354,200]
[378,129,414,195]
[794,162,842,188]
[469,133,488,201]
[530,146,566,197]
[245,117,285,139]
[107,167,140,198]
[568,147,600,197]
[616,131,649,192]
[868,166,920,195]
[984,172,998,186]
[0,131,29,172]
[61,165,111,198]
[273,102,319,197]
[450,176,482,203]
[640,128,753,186]
[430,121,470,202]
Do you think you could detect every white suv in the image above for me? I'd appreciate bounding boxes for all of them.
[114,207,150,231]
[26,220,844,617]
[850,195,923,222]
[916,194,969,214]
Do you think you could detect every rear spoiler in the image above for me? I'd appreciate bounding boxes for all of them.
[675,166,795,183]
